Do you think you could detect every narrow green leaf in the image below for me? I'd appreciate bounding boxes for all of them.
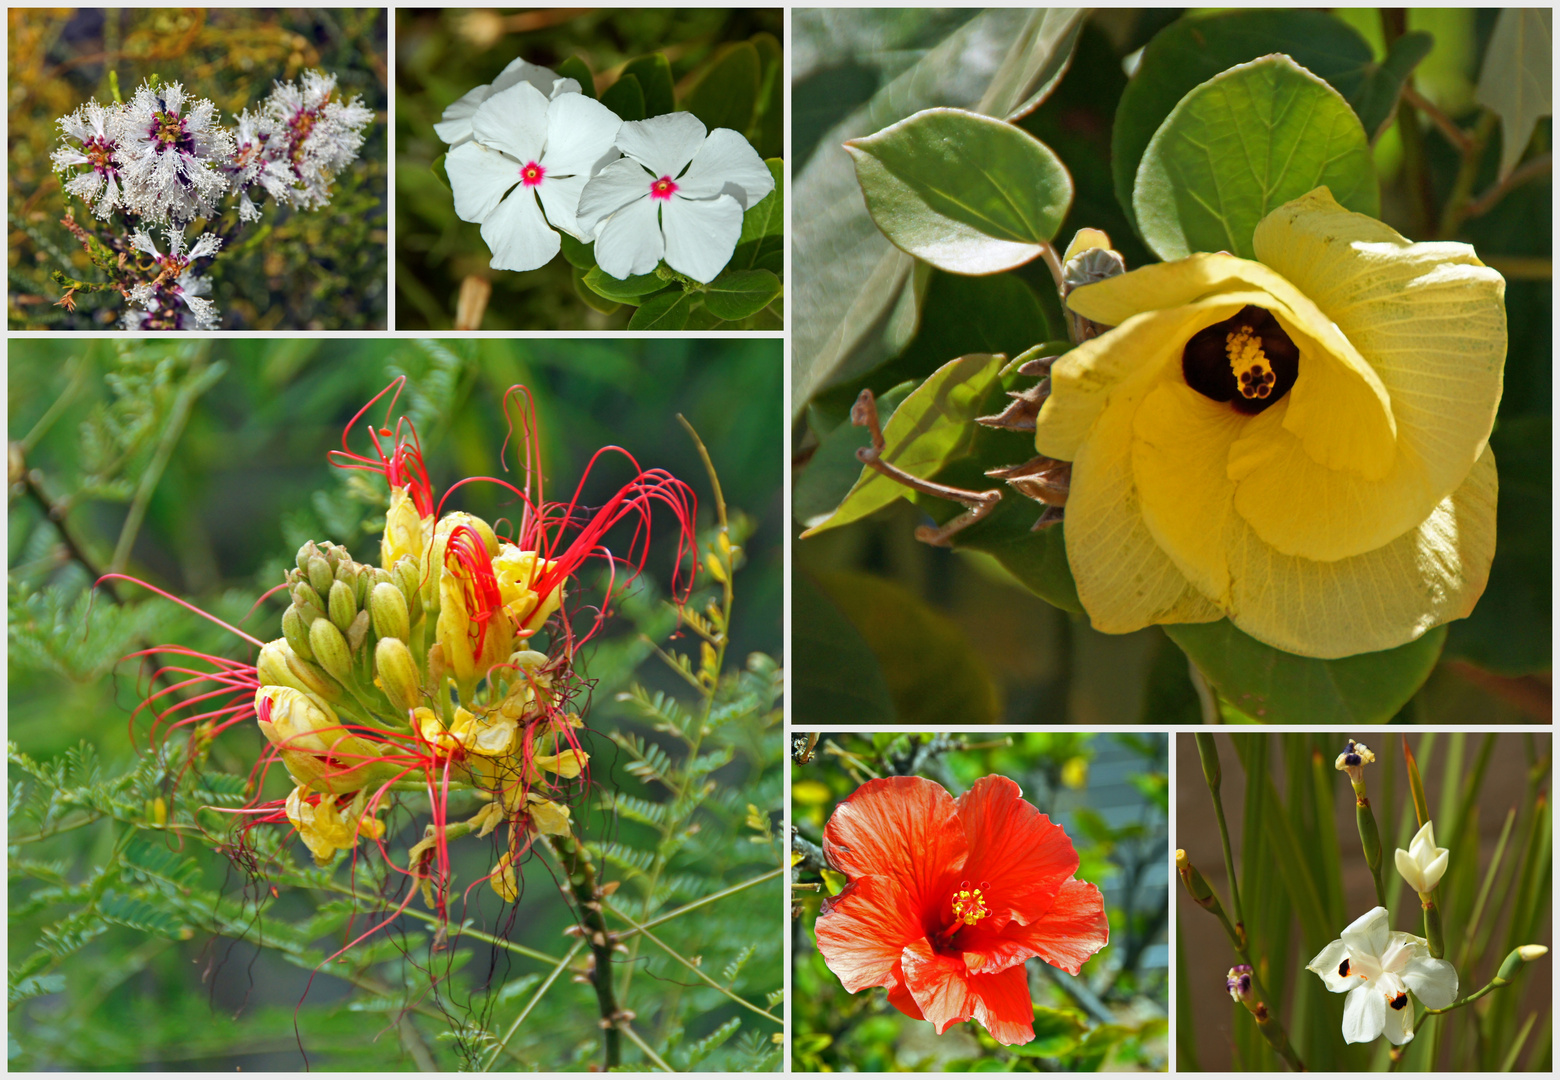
[684,41,761,133]
[1475,8,1552,179]
[601,73,646,123]
[1166,621,1444,724]
[846,107,1073,275]
[799,353,1006,537]
[626,289,694,331]
[620,53,675,117]
[1134,55,1380,261]
[703,269,780,321]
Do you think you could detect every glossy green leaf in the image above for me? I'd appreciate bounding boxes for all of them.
[846,107,1073,275]
[812,570,1001,725]
[684,41,760,134]
[600,73,646,123]
[1475,7,1553,179]
[626,289,694,330]
[794,383,914,530]
[571,266,620,315]
[1008,1007,1086,1058]
[799,353,1006,538]
[557,232,596,270]
[583,265,667,302]
[703,269,780,321]
[738,160,785,242]
[749,32,785,159]
[1165,621,1446,724]
[1445,416,1551,674]
[792,572,895,725]
[620,53,675,118]
[1134,55,1379,261]
[997,11,1087,121]
[554,55,595,99]
[1112,11,1432,231]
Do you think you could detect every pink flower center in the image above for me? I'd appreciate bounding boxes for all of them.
[520,161,546,187]
[649,175,678,201]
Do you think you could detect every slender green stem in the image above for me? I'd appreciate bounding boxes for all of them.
[1195,735,1244,941]
[1436,112,1498,238]
[618,1020,674,1072]
[480,940,583,1071]
[541,832,621,1069]
[319,881,562,965]
[604,905,781,1025]
[612,867,784,938]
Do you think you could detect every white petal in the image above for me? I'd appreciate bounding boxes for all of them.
[593,196,664,279]
[1410,821,1437,860]
[675,127,774,209]
[471,81,549,164]
[1395,847,1428,894]
[1420,849,1449,892]
[1382,996,1416,1045]
[447,141,522,224]
[578,157,654,235]
[536,172,589,239]
[1340,906,1392,961]
[434,85,490,146]
[1306,938,1356,993]
[616,112,706,177]
[480,188,559,273]
[541,93,622,178]
[1401,955,1458,1010]
[1342,984,1386,1044]
[661,194,743,283]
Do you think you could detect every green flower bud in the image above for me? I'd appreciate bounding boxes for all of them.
[309,617,353,682]
[328,579,358,633]
[282,604,315,661]
[393,555,424,621]
[370,582,411,642]
[1494,944,1547,985]
[296,540,321,575]
[322,543,345,572]
[257,639,343,702]
[347,609,371,655]
[307,554,334,597]
[372,566,393,587]
[353,566,372,606]
[375,637,421,714]
[291,580,324,614]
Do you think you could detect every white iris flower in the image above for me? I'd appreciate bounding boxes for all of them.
[1307,906,1458,1045]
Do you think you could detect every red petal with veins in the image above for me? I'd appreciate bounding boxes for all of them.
[901,940,1036,1045]
[814,875,928,993]
[1005,878,1111,975]
[956,775,1080,930]
[823,776,966,913]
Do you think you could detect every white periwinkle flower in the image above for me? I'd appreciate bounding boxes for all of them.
[577,112,774,284]
[446,82,621,272]
[1394,821,1449,896]
[114,80,234,224]
[1307,906,1457,1045]
[51,100,127,219]
[436,58,582,148]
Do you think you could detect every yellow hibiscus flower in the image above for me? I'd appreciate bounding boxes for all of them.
[1036,188,1505,658]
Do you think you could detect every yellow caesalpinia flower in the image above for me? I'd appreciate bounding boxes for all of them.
[1036,188,1505,658]
[285,786,362,865]
[492,545,563,634]
[381,484,428,569]
[255,684,395,793]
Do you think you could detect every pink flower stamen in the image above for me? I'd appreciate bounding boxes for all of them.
[520,160,546,187]
[649,175,678,201]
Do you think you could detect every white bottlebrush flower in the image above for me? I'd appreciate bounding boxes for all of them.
[576,112,774,284]
[435,58,582,148]
[113,80,235,223]
[1394,821,1450,895]
[51,100,128,219]
[446,82,621,273]
[263,70,374,210]
[1307,907,1458,1045]
[124,226,222,330]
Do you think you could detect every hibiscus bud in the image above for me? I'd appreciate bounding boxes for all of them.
[282,604,315,661]
[306,553,334,597]
[328,578,358,632]
[375,636,420,714]
[370,582,411,642]
[309,617,353,682]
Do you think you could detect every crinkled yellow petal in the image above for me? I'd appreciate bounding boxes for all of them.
[1256,187,1505,506]
[1059,370,1223,634]
[1222,444,1498,658]
[1131,381,1247,604]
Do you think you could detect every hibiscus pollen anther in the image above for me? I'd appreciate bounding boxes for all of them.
[649,175,678,200]
[950,884,990,926]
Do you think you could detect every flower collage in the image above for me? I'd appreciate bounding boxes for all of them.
[4,4,1552,1076]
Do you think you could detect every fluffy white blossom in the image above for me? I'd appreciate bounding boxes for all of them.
[446,82,621,272]
[435,58,581,148]
[576,112,774,283]
[1307,907,1457,1045]
[113,80,234,224]
[51,100,127,219]
[123,226,222,330]
[263,70,374,209]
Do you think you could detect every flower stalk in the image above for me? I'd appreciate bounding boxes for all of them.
[1194,733,1245,944]
[542,830,623,1070]
[1336,739,1386,908]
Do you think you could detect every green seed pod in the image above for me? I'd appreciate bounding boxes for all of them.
[370,582,411,642]
[376,637,421,714]
[309,617,353,682]
[307,554,334,597]
[282,604,315,661]
[346,609,371,655]
[328,579,358,633]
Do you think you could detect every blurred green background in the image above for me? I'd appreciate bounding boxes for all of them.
[791,7,1550,727]
[9,341,784,1070]
[8,8,388,330]
[791,732,1168,1071]
[396,7,784,330]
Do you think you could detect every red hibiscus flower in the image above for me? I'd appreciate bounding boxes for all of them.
[813,774,1109,1046]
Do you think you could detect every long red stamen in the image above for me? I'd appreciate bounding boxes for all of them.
[328,377,435,517]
